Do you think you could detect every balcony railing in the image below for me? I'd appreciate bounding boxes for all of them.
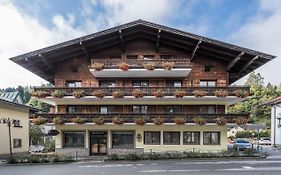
[32,113,249,124]
[90,58,191,69]
[32,86,250,98]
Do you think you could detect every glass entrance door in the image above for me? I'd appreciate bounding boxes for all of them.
[90,131,107,155]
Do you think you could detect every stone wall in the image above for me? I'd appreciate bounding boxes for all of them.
[56,148,89,157]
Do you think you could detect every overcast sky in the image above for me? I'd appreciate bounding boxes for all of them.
[0,0,280,88]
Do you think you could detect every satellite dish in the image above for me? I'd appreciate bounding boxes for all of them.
[47,129,59,136]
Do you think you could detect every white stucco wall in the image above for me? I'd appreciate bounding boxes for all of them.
[271,106,281,146]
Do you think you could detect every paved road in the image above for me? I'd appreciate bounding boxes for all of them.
[1,158,281,175]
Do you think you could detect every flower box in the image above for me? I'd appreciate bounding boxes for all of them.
[92,63,105,71]
[214,89,228,97]
[215,117,227,126]
[72,116,86,124]
[173,117,186,125]
[112,116,124,125]
[192,90,207,97]
[174,90,186,98]
[193,117,206,126]
[93,90,105,98]
[51,90,65,98]
[235,117,248,125]
[132,89,145,98]
[143,62,157,70]
[161,62,174,70]
[53,117,65,125]
[153,116,165,125]
[93,116,105,125]
[233,89,249,98]
[72,90,86,98]
[134,116,146,126]
[118,62,129,71]
[112,90,124,98]
[152,89,165,98]
[32,117,47,125]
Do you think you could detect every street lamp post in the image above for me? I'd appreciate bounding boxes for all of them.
[0,117,16,157]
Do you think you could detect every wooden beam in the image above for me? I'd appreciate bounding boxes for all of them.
[38,54,55,72]
[119,30,125,52]
[156,29,161,52]
[190,40,202,61]
[227,52,244,71]
[79,40,90,61]
[239,56,259,73]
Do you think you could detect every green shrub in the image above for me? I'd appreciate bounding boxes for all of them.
[108,154,119,161]
[124,154,141,161]
[6,156,17,164]
[243,148,256,156]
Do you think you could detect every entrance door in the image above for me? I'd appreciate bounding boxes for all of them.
[90,131,107,155]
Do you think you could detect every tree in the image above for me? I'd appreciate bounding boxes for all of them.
[30,125,45,145]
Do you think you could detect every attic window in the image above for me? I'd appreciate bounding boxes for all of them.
[204,65,212,72]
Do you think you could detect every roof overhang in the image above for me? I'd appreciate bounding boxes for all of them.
[9,19,276,84]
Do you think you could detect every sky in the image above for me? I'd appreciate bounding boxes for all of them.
[0,0,281,88]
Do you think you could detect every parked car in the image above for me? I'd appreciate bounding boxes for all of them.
[233,139,253,150]
[29,145,45,153]
[259,138,271,145]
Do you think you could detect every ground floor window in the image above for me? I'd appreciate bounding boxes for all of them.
[63,131,85,147]
[13,139,22,148]
[112,131,134,149]
[183,131,200,145]
[203,132,220,145]
[144,131,160,145]
[163,132,180,145]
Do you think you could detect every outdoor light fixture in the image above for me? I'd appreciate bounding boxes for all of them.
[0,117,17,156]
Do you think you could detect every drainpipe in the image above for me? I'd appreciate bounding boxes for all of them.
[273,106,276,147]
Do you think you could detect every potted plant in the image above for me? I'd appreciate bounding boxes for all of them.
[153,116,165,125]
[233,89,248,98]
[112,90,124,98]
[92,63,105,71]
[51,90,65,98]
[143,62,157,70]
[132,89,145,98]
[32,90,49,98]
[193,116,206,126]
[118,62,129,71]
[215,117,227,126]
[152,89,165,98]
[92,116,105,125]
[192,90,207,97]
[161,62,174,70]
[214,89,228,97]
[32,116,47,125]
[173,117,186,125]
[72,90,86,98]
[174,90,186,98]
[112,116,124,125]
[93,89,105,98]
[72,116,87,124]
[135,116,146,126]
[53,117,65,125]
[235,117,248,125]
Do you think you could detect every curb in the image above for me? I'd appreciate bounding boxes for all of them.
[0,161,77,166]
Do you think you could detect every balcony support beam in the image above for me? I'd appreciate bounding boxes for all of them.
[79,40,90,61]
[156,29,161,52]
[191,40,202,61]
[239,55,259,73]
[38,54,55,73]
[227,52,244,71]
[119,30,125,52]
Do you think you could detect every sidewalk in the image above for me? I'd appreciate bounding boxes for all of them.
[262,146,281,159]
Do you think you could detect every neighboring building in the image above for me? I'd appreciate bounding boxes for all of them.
[10,20,276,156]
[0,99,37,158]
[262,96,281,146]
[0,90,24,104]
[227,124,268,138]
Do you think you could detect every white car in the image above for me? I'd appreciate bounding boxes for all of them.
[29,145,45,153]
[259,138,271,145]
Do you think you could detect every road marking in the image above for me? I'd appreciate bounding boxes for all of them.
[242,166,253,169]
[219,167,281,171]
[79,163,144,168]
[139,169,202,173]
[175,160,281,165]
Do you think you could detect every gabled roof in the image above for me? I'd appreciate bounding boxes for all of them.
[0,98,39,112]
[9,19,276,84]
[260,96,281,106]
[0,91,24,104]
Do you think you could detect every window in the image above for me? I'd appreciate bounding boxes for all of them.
[132,106,148,114]
[165,106,182,113]
[13,139,22,148]
[99,80,116,87]
[183,132,200,145]
[203,132,220,145]
[132,80,149,87]
[199,80,216,87]
[127,55,138,59]
[63,132,85,147]
[144,131,160,145]
[166,80,182,87]
[163,132,180,145]
[204,65,212,72]
[66,81,82,87]
[13,120,21,127]
[143,55,155,60]
[67,106,83,113]
[112,131,134,149]
[100,106,115,114]
[199,106,216,114]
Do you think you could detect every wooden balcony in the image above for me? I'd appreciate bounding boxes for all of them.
[31,113,249,124]
[89,58,191,78]
[32,86,250,97]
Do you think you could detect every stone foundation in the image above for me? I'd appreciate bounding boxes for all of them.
[56,148,89,157]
